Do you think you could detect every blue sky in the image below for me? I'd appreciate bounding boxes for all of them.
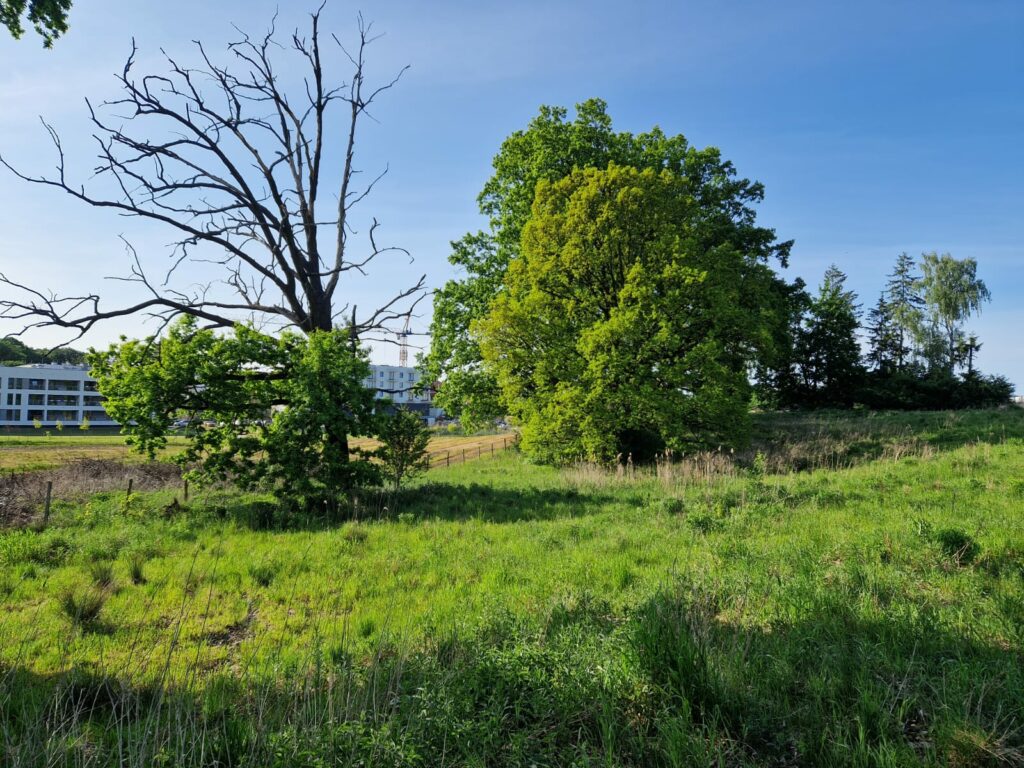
[1,1,1021,387]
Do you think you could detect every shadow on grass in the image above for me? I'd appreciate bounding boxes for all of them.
[748,407,1024,472]
[214,483,618,531]
[3,584,1021,767]
[633,585,1024,765]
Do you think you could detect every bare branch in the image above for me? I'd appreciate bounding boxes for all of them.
[0,8,422,347]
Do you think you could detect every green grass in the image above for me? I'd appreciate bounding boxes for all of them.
[1,409,1023,766]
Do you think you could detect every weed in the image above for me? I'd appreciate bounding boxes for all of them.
[58,586,107,628]
[934,528,981,565]
[88,559,115,588]
[248,560,280,588]
[126,551,148,585]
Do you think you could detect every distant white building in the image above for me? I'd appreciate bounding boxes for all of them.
[0,363,114,426]
[365,364,445,424]
[0,362,444,427]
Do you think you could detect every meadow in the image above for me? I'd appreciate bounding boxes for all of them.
[1,409,1023,766]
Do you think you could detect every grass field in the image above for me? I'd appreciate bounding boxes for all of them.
[0,431,512,472]
[2,410,1023,766]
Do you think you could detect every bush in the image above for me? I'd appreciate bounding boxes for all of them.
[376,408,431,492]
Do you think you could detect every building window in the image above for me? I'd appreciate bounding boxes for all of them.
[7,377,25,389]
[5,393,21,406]
[47,395,80,407]
[46,410,78,422]
[83,395,104,407]
[1,409,21,422]
[47,379,80,392]
[27,409,43,421]
[28,394,44,406]
[27,379,46,391]
[83,381,99,392]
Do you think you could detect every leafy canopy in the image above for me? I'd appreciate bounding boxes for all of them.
[1,0,71,47]
[477,164,785,464]
[426,99,792,429]
[89,318,382,513]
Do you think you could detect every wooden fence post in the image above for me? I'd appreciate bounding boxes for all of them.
[43,480,53,526]
[183,477,189,502]
[126,477,133,502]
[462,448,466,463]
[446,451,450,467]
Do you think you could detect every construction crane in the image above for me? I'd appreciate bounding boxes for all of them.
[397,316,412,368]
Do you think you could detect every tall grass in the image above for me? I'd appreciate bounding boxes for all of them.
[1,409,1023,765]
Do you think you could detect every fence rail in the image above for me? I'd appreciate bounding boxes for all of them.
[426,434,517,468]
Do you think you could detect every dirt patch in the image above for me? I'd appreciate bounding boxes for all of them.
[0,458,183,527]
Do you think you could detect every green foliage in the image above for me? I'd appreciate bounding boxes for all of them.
[2,409,1024,765]
[0,0,70,47]
[88,317,382,515]
[918,252,991,373]
[126,550,147,585]
[0,335,86,365]
[248,560,280,587]
[57,585,106,628]
[426,99,793,430]
[478,164,782,463]
[772,252,1008,411]
[87,558,114,588]
[376,408,431,491]
[791,265,865,407]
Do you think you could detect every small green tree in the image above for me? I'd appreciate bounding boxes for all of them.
[89,317,383,516]
[918,252,990,373]
[79,415,90,431]
[376,409,431,492]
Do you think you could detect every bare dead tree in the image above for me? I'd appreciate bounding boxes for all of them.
[0,7,424,345]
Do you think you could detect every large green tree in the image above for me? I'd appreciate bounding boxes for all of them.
[1,0,71,47]
[476,164,786,464]
[425,99,792,428]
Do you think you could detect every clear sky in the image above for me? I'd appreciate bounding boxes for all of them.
[1,1,1021,387]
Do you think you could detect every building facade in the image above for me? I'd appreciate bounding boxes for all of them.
[365,364,445,424]
[0,364,114,426]
[0,362,443,427]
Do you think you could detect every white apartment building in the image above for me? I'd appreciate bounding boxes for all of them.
[0,363,114,426]
[365,364,445,424]
[0,362,443,427]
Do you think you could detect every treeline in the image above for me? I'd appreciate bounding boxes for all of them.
[757,252,1012,411]
[425,100,1013,464]
[0,337,86,367]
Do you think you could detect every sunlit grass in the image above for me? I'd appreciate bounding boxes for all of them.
[1,409,1022,765]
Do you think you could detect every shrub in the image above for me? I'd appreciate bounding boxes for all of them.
[376,408,431,492]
